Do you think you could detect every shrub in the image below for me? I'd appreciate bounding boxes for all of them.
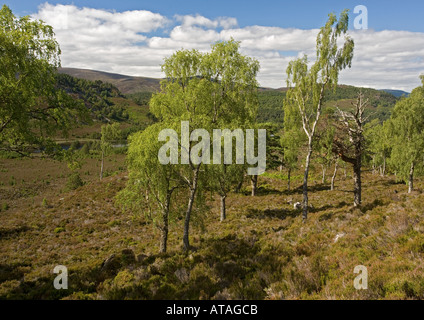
[54,227,65,233]
[9,176,16,186]
[69,140,81,151]
[80,144,90,155]
[66,172,84,191]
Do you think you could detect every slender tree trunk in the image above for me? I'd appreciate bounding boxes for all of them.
[331,161,338,191]
[382,155,386,177]
[159,192,172,253]
[353,156,362,207]
[220,195,226,222]
[408,162,415,193]
[235,173,244,193]
[183,166,200,251]
[159,224,168,253]
[372,156,376,175]
[287,168,291,191]
[251,175,258,196]
[100,150,104,180]
[302,142,313,221]
[322,165,326,184]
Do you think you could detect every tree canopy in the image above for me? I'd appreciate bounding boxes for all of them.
[285,10,354,219]
[0,5,88,155]
[388,77,424,192]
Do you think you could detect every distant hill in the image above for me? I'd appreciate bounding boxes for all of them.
[257,85,400,123]
[380,89,410,98]
[58,68,401,124]
[58,68,161,94]
[56,73,129,123]
[55,73,154,132]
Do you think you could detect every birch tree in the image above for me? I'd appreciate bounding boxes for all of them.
[0,5,88,155]
[365,119,391,176]
[100,123,121,180]
[202,39,259,212]
[119,122,183,253]
[285,10,354,220]
[388,77,424,193]
[281,100,304,191]
[150,39,259,250]
[316,117,336,185]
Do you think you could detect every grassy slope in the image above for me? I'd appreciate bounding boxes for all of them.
[1,163,423,300]
[0,73,418,300]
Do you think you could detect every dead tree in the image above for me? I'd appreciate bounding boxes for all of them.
[333,92,370,207]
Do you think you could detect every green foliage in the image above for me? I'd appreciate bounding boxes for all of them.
[388,79,424,183]
[325,86,398,110]
[56,73,127,122]
[281,94,305,172]
[100,123,122,156]
[151,39,259,126]
[315,114,336,173]
[126,91,153,106]
[364,119,392,171]
[0,5,89,155]
[257,86,397,126]
[285,10,354,133]
[80,144,90,156]
[66,172,84,191]
[0,150,21,159]
[99,123,122,179]
[118,122,184,222]
[257,91,286,123]
[69,140,81,151]
[54,227,65,233]
[1,203,9,211]
[285,9,354,217]
[147,38,261,248]
[261,123,284,170]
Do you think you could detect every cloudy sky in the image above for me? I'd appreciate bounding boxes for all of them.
[5,0,424,91]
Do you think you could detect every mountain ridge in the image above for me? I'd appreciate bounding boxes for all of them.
[58,67,162,94]
[379,89,410,97]
[59,67,410,98]
[58,67,294,94]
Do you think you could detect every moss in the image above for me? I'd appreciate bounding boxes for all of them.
[54,227,65,233]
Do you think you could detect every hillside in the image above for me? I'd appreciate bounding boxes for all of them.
[52,73,154,142]
[0,72,420,301]
[380,89,410,98]
[1,164,423,299]
[57,68,399,125]
[58,68,162,94]
[257,85,399,124]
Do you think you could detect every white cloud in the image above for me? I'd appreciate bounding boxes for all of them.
[175,14,218,28]
[33,4,424,91]
[175,14,237,29]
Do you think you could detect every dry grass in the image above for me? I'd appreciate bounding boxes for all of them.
[0,159,423,300]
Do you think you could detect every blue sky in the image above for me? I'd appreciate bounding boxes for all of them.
[5,0,424,32]
[3,1,424,90]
